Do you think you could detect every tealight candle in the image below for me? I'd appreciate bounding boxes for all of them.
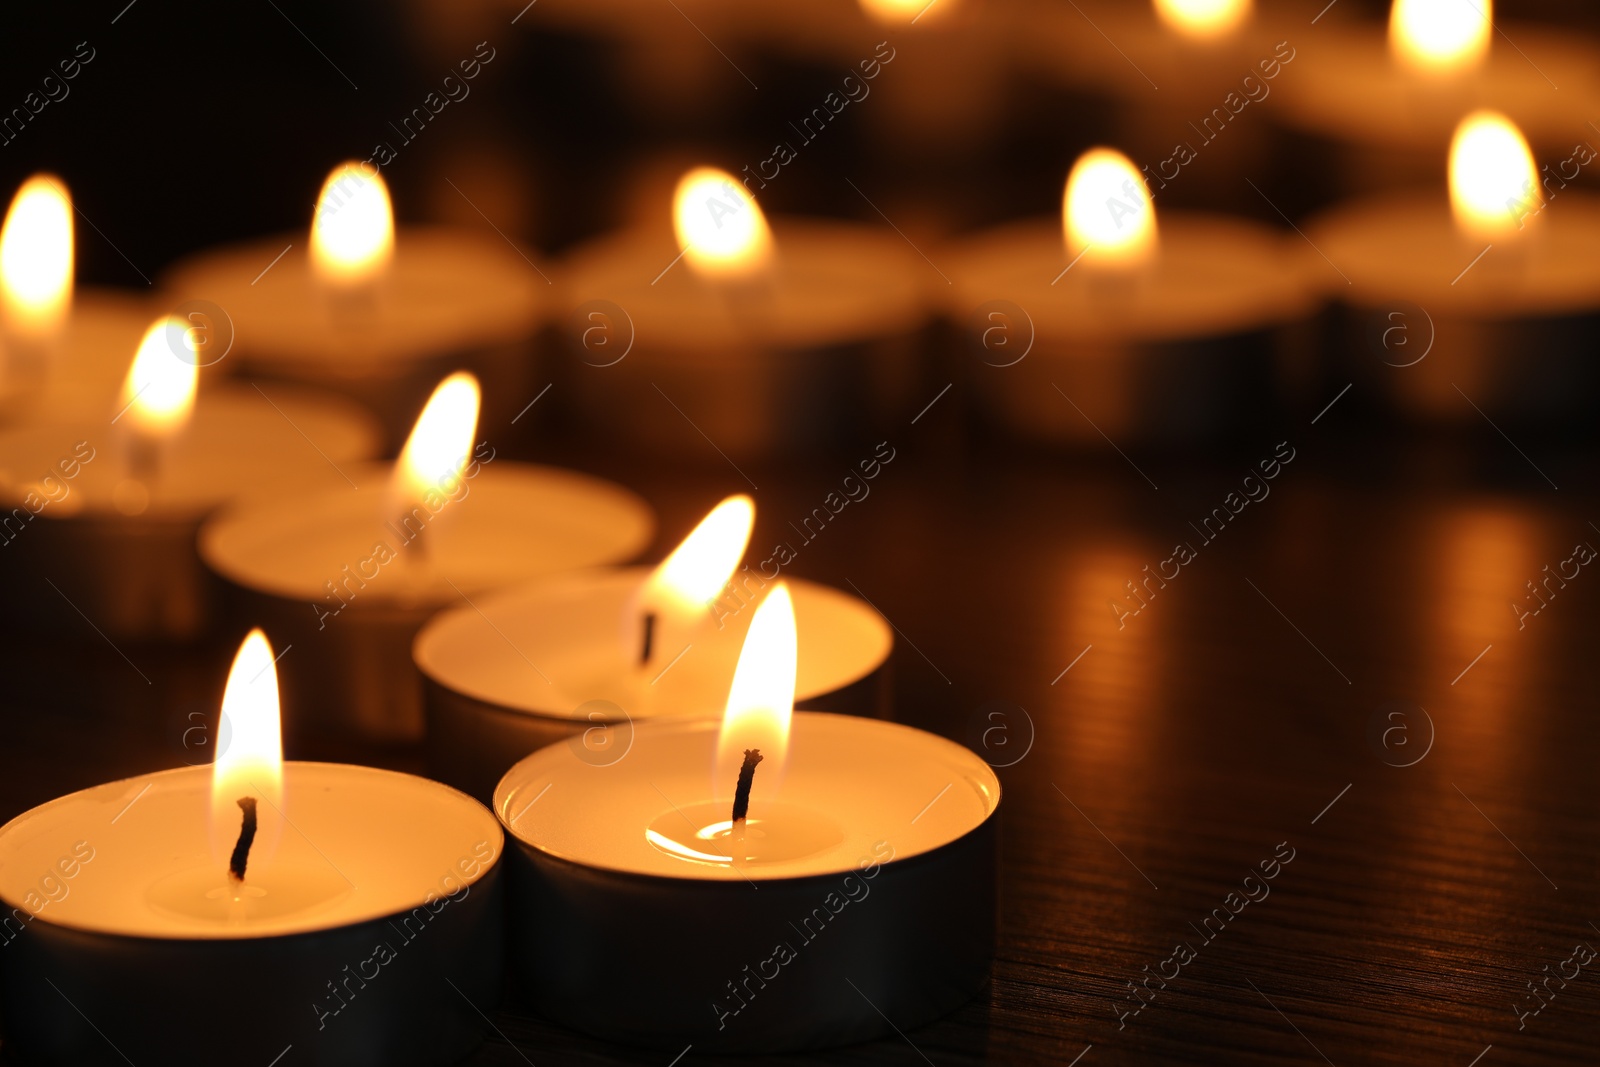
[162,162,547,447]
[557,165,930,457]
[0,316,380,641]
[1274,0,1600,195]
[200,371,654,741]
[494,585,998,1053]
[944,147,1318,444]
[1306,109,1600,425]
[0,631,505,1067]
[417,495,892,801]
[0,175,155,423]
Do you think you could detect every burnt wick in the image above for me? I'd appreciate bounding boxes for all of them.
[228,796,259,884]
[640,611,657,665]
[731,748,763,826]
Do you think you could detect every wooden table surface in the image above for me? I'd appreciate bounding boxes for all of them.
[2,400,1596,1067]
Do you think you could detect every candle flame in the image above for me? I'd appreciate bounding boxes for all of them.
[646,494,755,613]
[716,583,797,792]
[859,0,944,23]
[120,317,200,437]
[1153,0,1251,39]
[310,162,395,286]
[673,167,773,279]
[1390,0,1490,74]
[393,371,481,508]
[0,175,73,340]
[1449,110,1538,242]
[1064,148,1157,270]
[211,629,283,861]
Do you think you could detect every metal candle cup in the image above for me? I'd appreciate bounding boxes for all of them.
[494,713,1000,1054]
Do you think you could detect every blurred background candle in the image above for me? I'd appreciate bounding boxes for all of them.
[944,146,1318,446]
[417,496,892,801]
[200,371,654,742]
[554,163,932,459]
[0,176,153,423]
[0,630,505,1066]
[163,162,547,449]
[493,585,997,1053]
[0,316,379,641]
[1307,109,1600,429]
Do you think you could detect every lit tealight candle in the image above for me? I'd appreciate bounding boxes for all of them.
[200,370,654,741]
[944,147,1317,444]
[0,630,505,1066]
[0,315,380,640]
[559,163,930,456]
[1390,0,1489,76]
[416,495,891,801]
[162,161,547,447]
[494,585,998,1053]
[1308,110,1600,426]
[0,175,149,422]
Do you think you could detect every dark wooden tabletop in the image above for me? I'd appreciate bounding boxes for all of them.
[4,391,1597,1067]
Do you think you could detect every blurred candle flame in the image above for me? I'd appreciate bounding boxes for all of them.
[673,167,773,279]
[310,162,394,287]
[1153,0,1251,40]
[716,583,797,792]
[859,0,948,23]
[1064,148,1158,270]
[0,175,73,341]
[1390,0,1491,74]
[393,372,480,509]
[120,317,199,437]
[1449,110,1538,242]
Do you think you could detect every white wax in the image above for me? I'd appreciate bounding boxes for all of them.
[1307,193,1600,314]
[496,713,999,882]
[0,385,380,518]
[0,763,501,939]
[414,567,891,719]
[162,228,545,371]
[944,214,1318,343]
[0,290,153,423]
[200,463,654,605]
[1276,22,1600,152]
[560,218,928,353]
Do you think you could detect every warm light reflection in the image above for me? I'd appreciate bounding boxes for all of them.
[859,0,946,23]
[646,495,756,614]
[1390,0,1491,74]
[1064,149,1158,270]
[716,584,797,791]
[393,372,481,507]
[1153,0,1251,39]
[0,175,73,340]
[673,167,773,279]
[120,317,199,437]
[310,162,394,286]
[211,630,284,861]
[1449,111,1538,241]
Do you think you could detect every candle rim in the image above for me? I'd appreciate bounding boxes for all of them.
[0,761,502,942]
